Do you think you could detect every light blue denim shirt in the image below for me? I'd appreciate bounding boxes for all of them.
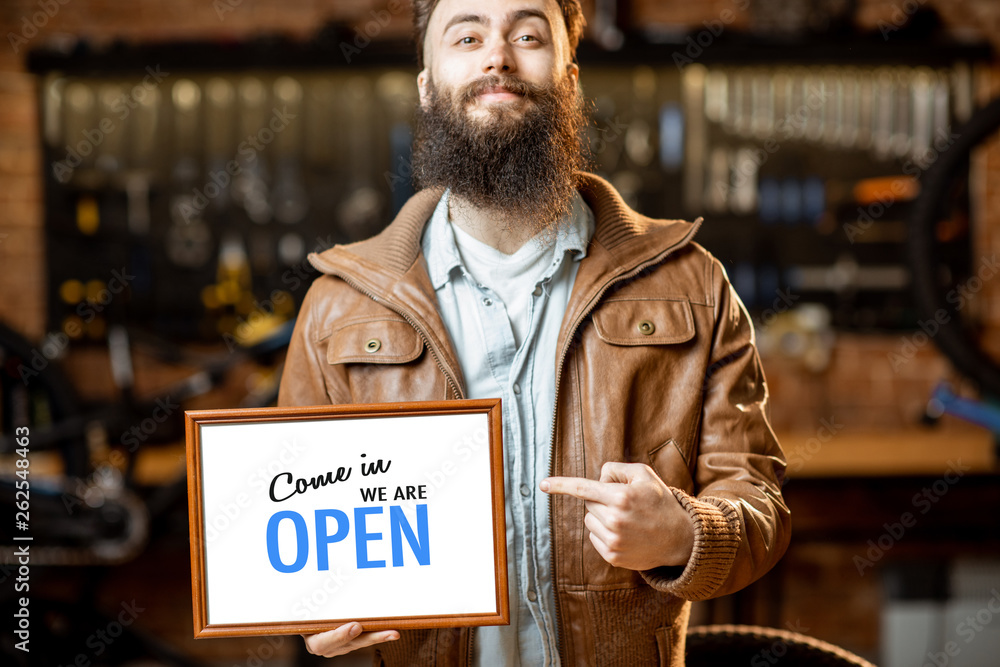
[421,190,594,666]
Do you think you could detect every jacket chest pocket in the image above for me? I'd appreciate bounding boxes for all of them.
[587,297,699,491]
[325,317,440,402]
[591,296,695,347]
[326,317,424,365]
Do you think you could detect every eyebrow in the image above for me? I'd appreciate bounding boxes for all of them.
[443,8,551,34]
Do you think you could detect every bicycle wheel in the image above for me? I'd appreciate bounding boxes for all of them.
[907,95,1000,397]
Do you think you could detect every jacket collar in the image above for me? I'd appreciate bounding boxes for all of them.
[307,173,701,399]
[307,172,701,293]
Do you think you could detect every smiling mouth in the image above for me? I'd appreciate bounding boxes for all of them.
[475,85,524,104]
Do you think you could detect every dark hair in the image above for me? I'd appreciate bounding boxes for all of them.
[412,0,585,69]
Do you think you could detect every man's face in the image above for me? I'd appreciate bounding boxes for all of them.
[417,0,579,123]
[410,0,589,242]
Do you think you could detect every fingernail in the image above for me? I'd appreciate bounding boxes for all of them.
[350,623,362,637]
[539,480,550,492]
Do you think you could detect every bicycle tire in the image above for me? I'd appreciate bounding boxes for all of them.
[907,95,1000,397]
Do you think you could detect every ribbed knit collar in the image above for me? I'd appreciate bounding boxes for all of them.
[308,172,701,284]
[423,188,593,291]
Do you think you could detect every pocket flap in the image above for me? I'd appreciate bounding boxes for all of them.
[327,318,424,365]
[592,298,695,346]
[648,439,695,494]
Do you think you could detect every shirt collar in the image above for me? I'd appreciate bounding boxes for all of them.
[422,189,594,291]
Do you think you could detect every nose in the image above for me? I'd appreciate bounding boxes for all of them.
[481,40,515,75]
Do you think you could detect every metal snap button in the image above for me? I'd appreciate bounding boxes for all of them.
[637,320,655,335]
[365,338,381,353]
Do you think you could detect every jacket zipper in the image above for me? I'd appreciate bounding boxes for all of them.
[317,266,473,663]
[546,225,700,664]
[315,220,698,664]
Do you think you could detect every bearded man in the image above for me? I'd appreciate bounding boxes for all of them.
[278,0,790,664]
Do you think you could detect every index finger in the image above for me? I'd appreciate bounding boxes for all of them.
[540,476,614,503]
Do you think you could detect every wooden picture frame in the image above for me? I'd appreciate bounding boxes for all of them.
[185,399,507,638]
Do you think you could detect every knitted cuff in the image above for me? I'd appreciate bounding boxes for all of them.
[640,487,741,600]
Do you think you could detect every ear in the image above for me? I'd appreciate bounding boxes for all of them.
[566,62,579,88]
[417,68,431,109]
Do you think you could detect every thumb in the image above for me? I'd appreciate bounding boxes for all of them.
[599,461,647,484]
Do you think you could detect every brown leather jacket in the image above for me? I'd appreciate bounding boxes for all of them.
[278,173,790,666]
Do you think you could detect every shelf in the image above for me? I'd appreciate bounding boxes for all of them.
[778,426,996,478]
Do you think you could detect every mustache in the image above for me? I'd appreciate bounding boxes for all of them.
[457,74,547,105]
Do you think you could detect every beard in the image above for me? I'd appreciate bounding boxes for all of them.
[411,71,590,242]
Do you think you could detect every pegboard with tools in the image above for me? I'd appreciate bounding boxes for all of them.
[681,60,980,331]
[29,34,991,345]
[39,64,418,343]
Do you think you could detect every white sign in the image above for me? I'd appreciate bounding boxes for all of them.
[185,400,507,638]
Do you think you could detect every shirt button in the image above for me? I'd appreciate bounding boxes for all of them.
[512,383,521,395]
[482,298,492,306]
[519,484,530,497]
[527,589,537,602]
[532,285,542,296]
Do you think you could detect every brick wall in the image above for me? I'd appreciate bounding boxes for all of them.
[0,0,396,341]
[975,63,1000,362]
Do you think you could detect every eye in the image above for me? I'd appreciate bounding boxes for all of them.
[516,35,537,42]
[458,36,478,45]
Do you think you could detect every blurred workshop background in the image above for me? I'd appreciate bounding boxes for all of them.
[1,0,1000,665]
